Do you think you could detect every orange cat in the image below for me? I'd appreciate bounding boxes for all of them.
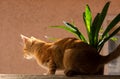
[21,35,120,76]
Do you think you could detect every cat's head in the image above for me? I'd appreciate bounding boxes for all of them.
[21,34,45,60]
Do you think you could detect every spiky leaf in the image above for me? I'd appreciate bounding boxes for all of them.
[83,5,92,44]
[102,14,120,39]
[51,22,87,42]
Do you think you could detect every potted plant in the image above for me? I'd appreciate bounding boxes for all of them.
[51,1,120,74]
[51,1,120,53]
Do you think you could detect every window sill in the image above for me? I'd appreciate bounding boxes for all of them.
[0,74,120,79]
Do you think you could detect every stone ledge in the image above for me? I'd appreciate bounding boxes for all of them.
[0,74,120,79]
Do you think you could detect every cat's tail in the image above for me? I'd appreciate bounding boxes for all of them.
[100,44,120,64]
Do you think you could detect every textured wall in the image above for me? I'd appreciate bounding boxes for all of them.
[0,0,120,74]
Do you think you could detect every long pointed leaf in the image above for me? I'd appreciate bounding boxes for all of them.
[102,14,120,38]
[51,25,76,33]
[91,13,101,47]
[98,26,120,52]
[93,2,110,47]
[100,1,110,26]
[97,1,110,31]
[63,22,87,42]
[51,22,87,42]
[63,21,78,32]
[84,5,92,33]
[83,5,92,44]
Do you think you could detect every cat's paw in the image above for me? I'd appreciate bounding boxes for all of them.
[43,73,54,75]
[43,71,55,75]
[64,70,75,77]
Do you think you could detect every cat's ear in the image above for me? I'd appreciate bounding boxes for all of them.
[31,36,36,40]
[20,34,31,43]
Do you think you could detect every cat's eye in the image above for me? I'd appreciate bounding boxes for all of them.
[24,48,27,50]
[46,60,49,62]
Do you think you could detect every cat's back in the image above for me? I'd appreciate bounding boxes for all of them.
[54,37,77,44]
[53,37,90,49]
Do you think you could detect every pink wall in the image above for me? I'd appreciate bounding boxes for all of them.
[0,0,120,74]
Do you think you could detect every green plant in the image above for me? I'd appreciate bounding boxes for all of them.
[51,1,120,53]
